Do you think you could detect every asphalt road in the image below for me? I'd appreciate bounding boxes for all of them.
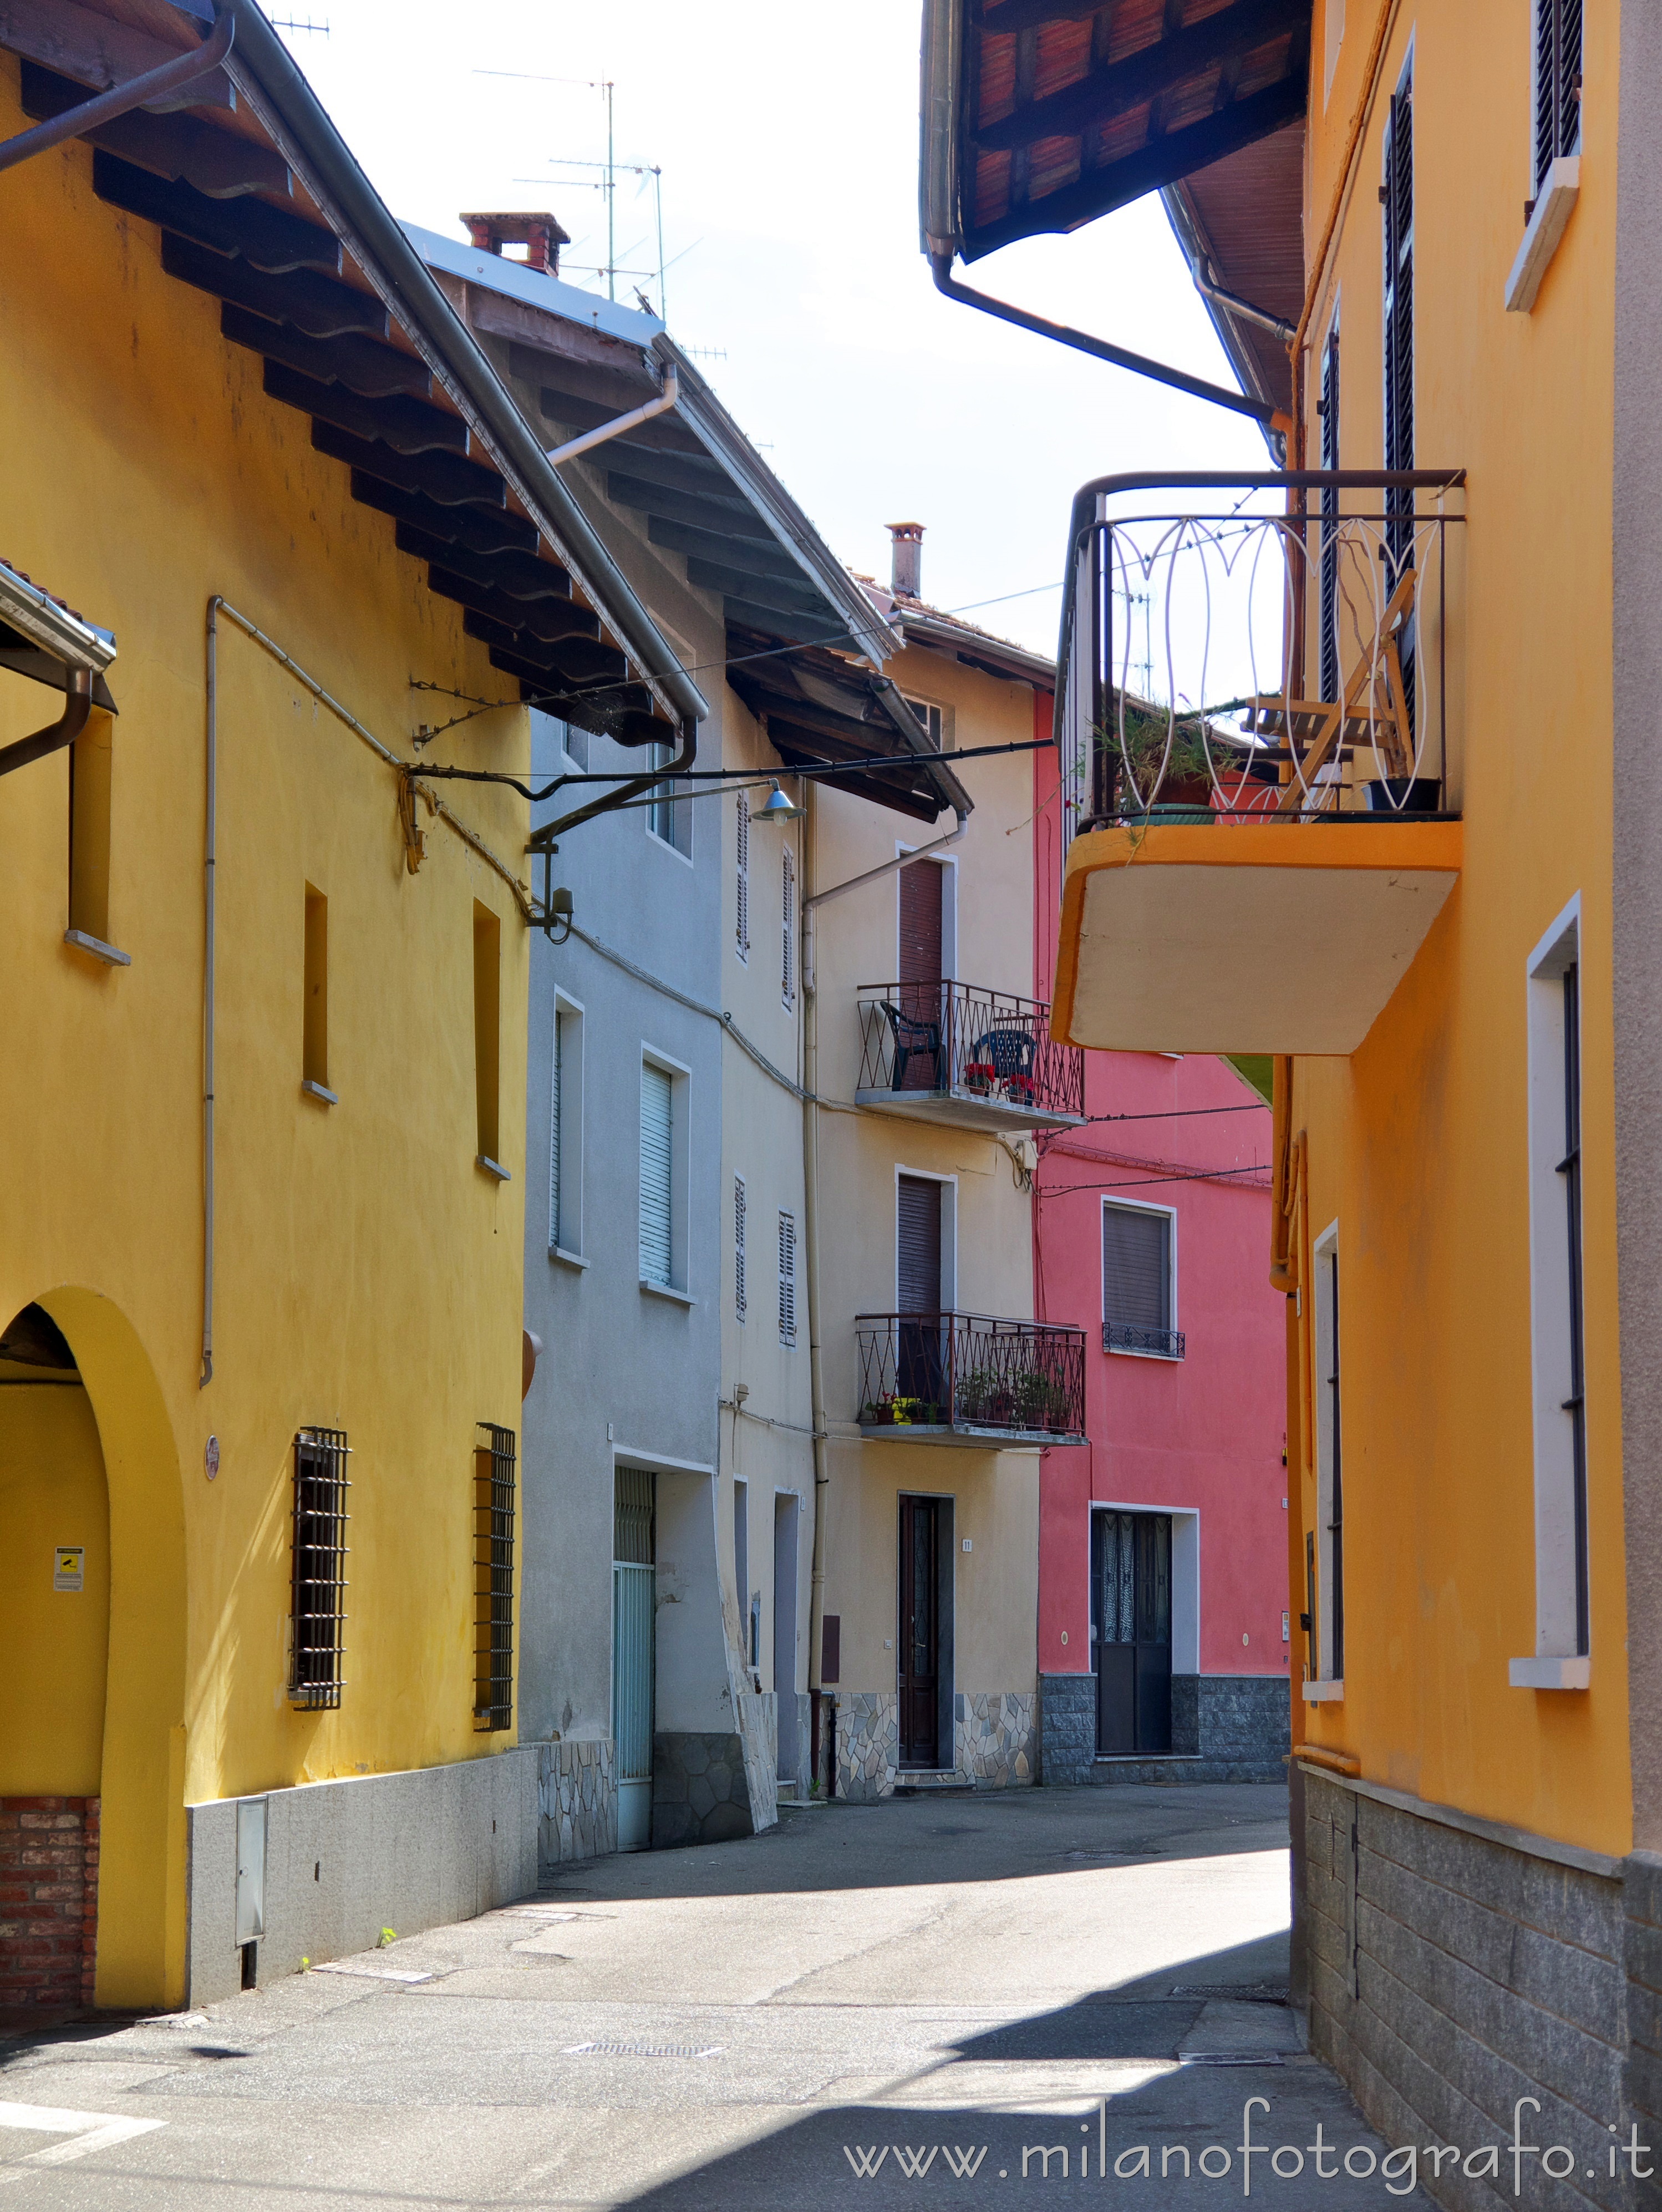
[0,1782,1431,2209]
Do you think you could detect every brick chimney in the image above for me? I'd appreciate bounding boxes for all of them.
[887,521,924,599]
[459,211,570,276]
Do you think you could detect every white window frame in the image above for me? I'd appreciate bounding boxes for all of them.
[639,1044,693,1300]
[777,1208,797,1347]
[1512,894,1592,1690]
[893,845,958,982]
[549,991,586,1262]
[1101,1196,1180,1358]
[1307,1219,1344,1697]
[901,693,950,749]
[893,1164,957,1312]
[646,741,693,865]
[735,787,750,965]
[734,1171,747,1323]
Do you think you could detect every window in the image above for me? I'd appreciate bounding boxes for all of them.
[735,789,750,963]
[562,718,589,773]
[1318,317,1341,704]
[67,714,113,949]
[639,1051,689,1295]
[734,1173,747,1321]
[778,1210,797,1346]
[1102,1201,1183,1358]
[302,885,329,1095]
[473,902,504,1173]
[781,847,796,1009]
[1533,0,1582,192]
[549,997,584,1257]
[902,694,945,747]
[1312,1227,1344,1683]
[474,1423,516,1732]
[288,1428,349,1710]
[1518,900,1590,1684]
[647,740,692,860]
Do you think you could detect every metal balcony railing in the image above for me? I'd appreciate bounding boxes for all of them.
[1053,470,1466,851]
[856,981,1085,1122]
[856,1312,1087,1442]
[1105,1321,1186,1360]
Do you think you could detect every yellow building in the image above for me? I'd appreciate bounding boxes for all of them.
[922,0,1661,2186]
[0,0,700,2014]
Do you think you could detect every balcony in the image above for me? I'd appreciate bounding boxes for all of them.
[1051,470,1466,1056]
[856,1312,1087,1448]
[855,982,1084,1132]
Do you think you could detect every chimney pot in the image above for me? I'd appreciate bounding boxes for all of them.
[459,211,570,277]
[887,521,924,600]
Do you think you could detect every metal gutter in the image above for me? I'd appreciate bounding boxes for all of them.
[0,561,116,672]
[0,5,232,174]
[894,611,1056,688]
[220,0,707,732]
[871,679,973,819]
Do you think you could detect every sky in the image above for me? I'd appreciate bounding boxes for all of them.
[275,1,1270,659]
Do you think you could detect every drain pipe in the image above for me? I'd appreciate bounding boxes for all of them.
[546,364,678,468]
[0,7,233,176]
[201,600,222,1387]
[801,794,968,1782]
[1190,256,1297,345]
[0,669,92,779]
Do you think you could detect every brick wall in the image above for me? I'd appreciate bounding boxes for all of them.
[0,1796,99,2015]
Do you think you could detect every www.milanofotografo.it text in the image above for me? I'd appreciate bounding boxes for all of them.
[842,2099,1656,2189]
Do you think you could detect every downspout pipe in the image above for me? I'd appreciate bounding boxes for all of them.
[929,252,1292,437]
[1189,256,1297,345]
[202,599,221,1388]
[0,669,92,779]
[547,365,679,468]
[0,8,234,176]
[527,711,697,853]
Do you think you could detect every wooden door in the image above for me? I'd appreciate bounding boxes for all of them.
[897,861,943,1089]
[898,1495,939,1768]
[1092,1510,1172,1755]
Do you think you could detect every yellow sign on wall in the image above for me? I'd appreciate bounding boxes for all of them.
[54,1546,84,1593]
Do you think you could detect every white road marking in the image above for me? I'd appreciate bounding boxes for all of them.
[0,2101,166,2183]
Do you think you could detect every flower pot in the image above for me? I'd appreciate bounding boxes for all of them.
[1365,777,1441,813]
[865,1403,894,1427]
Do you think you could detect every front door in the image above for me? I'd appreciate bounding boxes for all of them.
[898,1495,940,1768]
[612,1467,656,1850]
[1092,1510,1172,1754]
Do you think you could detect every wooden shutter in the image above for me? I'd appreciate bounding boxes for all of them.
[1102,1204,1171,1330]
[781,848,795,1007]
[734,1174,746,1321]
[735,789,749,962]
[1536,0,1583,189]
[778,1210,797,1344]
[549,1013,562,1250]
[898,860,943,986]
[639,1063,673,1287]
[1319,324,1340,703]
[897,1174,943,1313]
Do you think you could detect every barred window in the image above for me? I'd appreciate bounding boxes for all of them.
[289,1428,349,1710]
[778,1209,797,1347]
[474,1423,516,1732]
[781,847,796,1009]
[735,789,750,963]
[1534,0,1582,192]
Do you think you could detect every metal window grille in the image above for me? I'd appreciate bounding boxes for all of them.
[1319,323,1341,704]
[288,1428,349,1710]
[778,1210,797,1346]
[734,1173,747,1321]
[781,848,796,1009]
[474,1423,516,1732]
[1382,66,1417,752]
[1534,0,1582,190]
[735,789,749,962]
[1560,963,1589,1654]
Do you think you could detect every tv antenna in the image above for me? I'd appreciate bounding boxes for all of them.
[271,13,329,29]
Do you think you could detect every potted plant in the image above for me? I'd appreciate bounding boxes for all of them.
[961,1061,997,1097]
[864,1397,895,1427]
[957,1369,995,1422]
[891,1396,919,1427]
[1097,704,1219,822]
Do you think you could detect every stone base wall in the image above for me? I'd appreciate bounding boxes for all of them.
[835,1692,898,1803]
[1040,1673,1289,1787]
[1298,1766,1628,2212]
[956,1692,1036,1785]
[1039,1673,1095,1784]
[1197,1673,1291,1761]
[0,1795,99,2015]
[536,1739,616,1873]
[186,1750,538,2006]
[653,1718,776,1849]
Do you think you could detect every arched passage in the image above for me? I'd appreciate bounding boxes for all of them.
[0,1289,187,2012]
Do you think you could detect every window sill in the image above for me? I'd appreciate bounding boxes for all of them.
[476,1155,512,1183]
[301,1079,338,1106]
[1505,155,1579,312]
[64,928,130,967]
[1302,1679,1345,1703]
[550,1245,589,1271]
[640,1279,694,1307]
[1508,1655,1590,1691]
[1105,1343,1185,1362]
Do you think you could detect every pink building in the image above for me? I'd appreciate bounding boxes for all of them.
[1031,710,1292,1783]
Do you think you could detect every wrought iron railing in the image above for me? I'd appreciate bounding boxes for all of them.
[856,981,1084,1120]
[856,1312,1086,1438]
[1054,470,1466,852]
[1105,1321,1186,1359]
